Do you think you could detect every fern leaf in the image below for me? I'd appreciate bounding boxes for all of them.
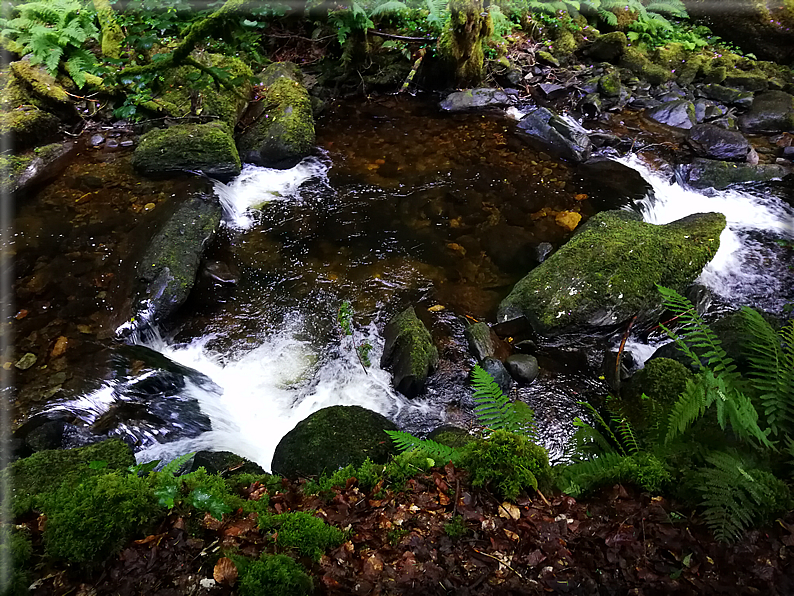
[369,1,408,18]
[666,373,710,442]
[161,451,196,476]
[741,308,794,436]
[384,430,461,463]
[597,9,618,26]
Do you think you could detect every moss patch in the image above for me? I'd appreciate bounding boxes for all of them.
[237,62,315,168]
[380,307,439,398]
[132,121,241,179]
[9,60,70,105]
[598,71,622,97]
[620,47,674,85]
[5,438,135,516]
[0,107,59,150]
[497,211,726,335]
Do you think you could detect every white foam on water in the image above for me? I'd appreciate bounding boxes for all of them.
[213,156,331,229]
[617,154,794,307]
[135,319,415,471]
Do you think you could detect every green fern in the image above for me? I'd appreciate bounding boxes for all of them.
[368,1,409,18]
[384,430,462,464]
[471,364,538,438]
[424,0,448,31]
[695,450,790,543]
[740,309,794,437]
[0,0,99,87]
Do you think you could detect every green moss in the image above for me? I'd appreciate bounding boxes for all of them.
[260,511,345,561]
[598,71,622,97]
[0,107,59,149]
[437,0,492,86]
[6,438,135,516]
[704,65,727,84]
[9,61,69,105]
[43,471,161,564]
[460,430,551,500]
[619,357,693,432]
[157,53,252,127]
[428,426,475,449]
[620,47,674,85]
[238,554,313,596]
[132,121,241,177]
[551,27,577,57]
[1,530,33,596]
[498,211,726,334]
[586,31,627,62]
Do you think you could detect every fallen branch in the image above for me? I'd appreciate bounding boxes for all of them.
[369,30,437,42]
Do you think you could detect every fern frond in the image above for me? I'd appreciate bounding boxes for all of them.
[741,308,794,436]
[578,401,625,455]
[597,9,618,26]
[470,364,536,435]
[645,0,688,17]
[161,451,197,476]
[695,451,785,542]
[369,1,408,18]
[666,373,710,442]
[384,430,462,464]
[657,285,738,381]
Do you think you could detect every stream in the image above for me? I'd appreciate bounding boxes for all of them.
[9,97,794,471]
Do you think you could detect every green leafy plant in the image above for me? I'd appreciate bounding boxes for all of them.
[0,0,100,87]
[337,300,373,369]
[444,515,469,538]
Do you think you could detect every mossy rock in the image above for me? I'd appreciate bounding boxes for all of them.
[237,62,315,169]
[8,60,70,106]
[380,307,439,398]
[622,357,693,405]
[132,121,241,180]
[0,142,72,196]
[677,158,786,190]
[598,71,622,97]
[428,425,475,449]
[155,53,253,128]
[497,210,726,335]
[585,31,627,62]
[5,438,135,516]
[620,47,674,86]
[132,192,222,326]
[0,107,59,150]
[739,91,794,134]
[271,405,398,478]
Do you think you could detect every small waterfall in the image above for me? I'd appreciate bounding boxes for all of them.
[619,154,794,315]
[212,156,331,229]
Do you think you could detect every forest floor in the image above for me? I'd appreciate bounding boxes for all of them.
[25,462,794,595]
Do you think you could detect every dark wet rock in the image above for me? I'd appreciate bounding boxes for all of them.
[271,405,397,478]
[700,84,752,106]
[677,158,787,190]
[439,88,517,112]
[481,223,536,273]
[573,158,652,211]
[2,142,73,197]
[515,107,592,163]
[504,354,539,384]
[644,99,696,129]
[535,242,553,263]
[497,211,726,335]
[464,322,494,362]
[130,192,222,328]
[236,62,315,169]
[539,83,568,99]
[201,260,238,285]
[427,425,474,448]
[185,451,266,476]
[380,307,439,398]
[629,96,662,109]
[514,340,538,354]
[581,93,602,120]
[0,107,59,150]
[24,420,65,452]
[687,124,751,161]
[480,357,512,394]
[739,91,794,134]
[723,71,769,92]
[132,122,241,180]
[585,31,627,62]
[90,134,104,146]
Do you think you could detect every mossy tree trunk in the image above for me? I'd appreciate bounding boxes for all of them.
[92,0,124,59]
[437,0,493,88]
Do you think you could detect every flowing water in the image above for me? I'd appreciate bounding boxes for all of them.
[10,97,794,470]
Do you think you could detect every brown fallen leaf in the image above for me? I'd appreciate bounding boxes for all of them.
[499,502,521,520]
[133,533,166,546]
[214,557,238,585]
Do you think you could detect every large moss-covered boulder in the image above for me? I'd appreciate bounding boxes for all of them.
[132,121,241,180]
[515,107,592,163]
[130,192,221,328]
[0,107,59,150]
[620,47,674,85]
[381,307,439,398]
[8,60,72,112]
[154,53,253,128]
[5,438,135,516]
[271,405,397,478]
[677,158,786,190]
[0,142,72,196]
[236,62,315,168]
[497,211,726,335]
[739,91,794,134]
[585,31,628,62]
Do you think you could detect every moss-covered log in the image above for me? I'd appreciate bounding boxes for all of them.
[92,0,124,59]
[437,0,493,87]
